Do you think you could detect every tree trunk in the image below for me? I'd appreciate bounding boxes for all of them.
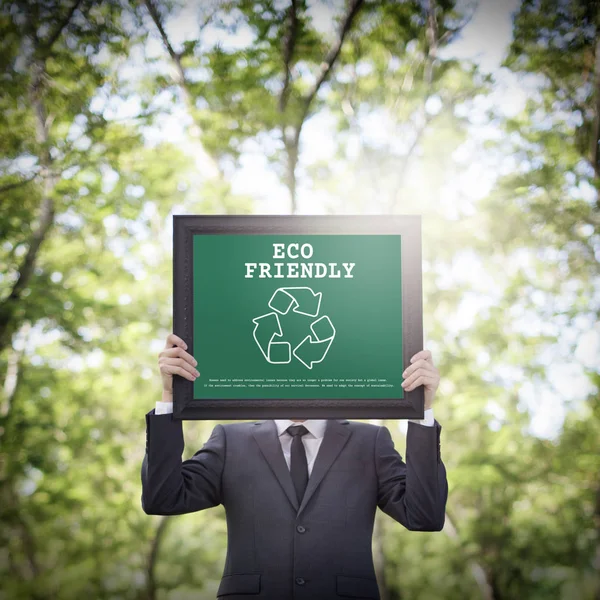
[0,58,56,355]
[285,137,299,214]
[444,511,495,600]
[143,0,222,180]
[143,516,170,600]
[279,0,365,214]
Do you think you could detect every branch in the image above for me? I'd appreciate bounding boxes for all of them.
[281,0,363,213]
[199,5,220,32]
[390,112,435,206]
[0,39,59,353]
[0,321,29,421]
[144,0,181,66]
[145,516,170,600]
[390,0,439,211]
[7,197,55,303]
[591,35,600,188]
[438,3,477,46]
[296,0,364,130]
[4,487,41,580]
[279,0,299,113]
[424,0,439,86]
[41,0,83,52]
[143,0,222,179]
[143,0,196,110]
[0,174,38,194]
[593,478,600,597]
[0,197,55,353]
[444,509,495,600]
[16,57,57,304]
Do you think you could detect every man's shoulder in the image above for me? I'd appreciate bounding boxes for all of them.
[219,421,260,432]
[346,419,380,427]
[345,420,382,434]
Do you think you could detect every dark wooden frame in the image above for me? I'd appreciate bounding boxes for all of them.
[172,215,423,420]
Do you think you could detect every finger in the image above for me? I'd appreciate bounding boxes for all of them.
[161,364,197,381]
[161,357,199,379]
[402,374,437,391]
[160,346,198,367]
[402,358,435,379]
[410,349,432,364]
[402,367,429,387]
[163,363,197,382]
[165,333,187,351]
[401,372,437,390]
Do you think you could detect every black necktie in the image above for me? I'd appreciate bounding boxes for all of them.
[286,425,309,504]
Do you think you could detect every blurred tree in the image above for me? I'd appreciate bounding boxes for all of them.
[506,0,600,191]
[316,0,483,212]
[0,2,228,599]
[469,1,600,596]
[300,0,600,598]
[376,1,600,598]
[141,0,366,213]
[0,0,598,599]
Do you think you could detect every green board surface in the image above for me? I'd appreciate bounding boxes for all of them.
[192,234,403,400]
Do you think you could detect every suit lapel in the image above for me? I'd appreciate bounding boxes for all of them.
[298,418,351,516]
[252,420,299,512]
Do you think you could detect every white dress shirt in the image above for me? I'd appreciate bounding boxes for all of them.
[153,402,435,476]
[273,419,328,476]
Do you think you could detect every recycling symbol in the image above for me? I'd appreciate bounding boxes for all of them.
[252,287,336,369]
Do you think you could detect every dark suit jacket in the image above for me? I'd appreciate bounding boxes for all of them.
[141,412,448,600]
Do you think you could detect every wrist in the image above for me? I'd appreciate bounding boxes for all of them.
[161,390,173,403]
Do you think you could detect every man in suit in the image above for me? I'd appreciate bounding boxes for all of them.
[142,333,448,600]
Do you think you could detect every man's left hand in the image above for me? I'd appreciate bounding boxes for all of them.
[401,350,439,410]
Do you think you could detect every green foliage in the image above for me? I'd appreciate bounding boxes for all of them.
[0,1,598,599]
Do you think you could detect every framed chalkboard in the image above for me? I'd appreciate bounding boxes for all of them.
[172,215,423,420]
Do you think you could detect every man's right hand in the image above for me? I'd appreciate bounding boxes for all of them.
[158,333,200,400]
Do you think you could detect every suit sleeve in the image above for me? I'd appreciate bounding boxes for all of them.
[141,409,225,515]
[375,420,448,531]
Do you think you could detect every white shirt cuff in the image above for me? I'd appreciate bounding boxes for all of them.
[155,401,174,415]
[408,407,434,427]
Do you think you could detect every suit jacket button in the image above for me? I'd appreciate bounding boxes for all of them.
[296,525,306,533]
[295,577,305,585]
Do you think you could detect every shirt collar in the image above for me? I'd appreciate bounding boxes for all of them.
[273,419,328,439]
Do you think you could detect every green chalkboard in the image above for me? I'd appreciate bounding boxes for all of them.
[173,215,423,420]
[192,234,403,400]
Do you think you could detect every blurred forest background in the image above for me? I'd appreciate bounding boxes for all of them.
[0,0,599,598]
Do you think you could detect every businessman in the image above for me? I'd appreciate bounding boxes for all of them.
[142,333,448,600]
